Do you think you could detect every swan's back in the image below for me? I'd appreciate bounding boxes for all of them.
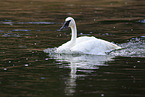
[71,36,121,55]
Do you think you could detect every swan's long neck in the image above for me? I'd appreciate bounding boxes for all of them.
[70,23,77,43]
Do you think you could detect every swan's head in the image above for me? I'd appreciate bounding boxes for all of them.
[60,17,76,30]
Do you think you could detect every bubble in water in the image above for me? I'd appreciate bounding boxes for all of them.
[45,58,49,60]
[25,64,29,66]
[41,77,45,79]
[9,61,11,63]
[4,68,7,70]
[35,59,38,61]
[101,94,104,96]
[133,66,136,68]
[137,61,140,63]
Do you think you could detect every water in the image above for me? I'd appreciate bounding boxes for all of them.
[0,0,145,97]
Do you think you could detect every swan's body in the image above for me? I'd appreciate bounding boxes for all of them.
[56,17,121,55]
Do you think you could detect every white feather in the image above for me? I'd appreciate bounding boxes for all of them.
[56,17,121,55]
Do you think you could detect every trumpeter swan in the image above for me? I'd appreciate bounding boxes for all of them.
[56,17,121,55]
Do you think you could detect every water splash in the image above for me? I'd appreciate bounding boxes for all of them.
[43,47,57,54]
[110,37,145,57]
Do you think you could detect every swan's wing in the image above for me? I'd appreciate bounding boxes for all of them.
[71,37,121,55]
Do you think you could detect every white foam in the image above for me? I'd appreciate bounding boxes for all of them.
[109,38,145,57]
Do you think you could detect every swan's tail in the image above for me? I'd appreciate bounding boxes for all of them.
[110,42,121,49]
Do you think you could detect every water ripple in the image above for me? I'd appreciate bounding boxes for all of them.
[0,21,55,25]
[138,20,145,23]
[2,33,21,37]
[12,29,31,32]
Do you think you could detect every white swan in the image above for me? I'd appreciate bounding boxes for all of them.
[56,17,121,55]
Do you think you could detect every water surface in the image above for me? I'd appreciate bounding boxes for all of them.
[0,0,145,97]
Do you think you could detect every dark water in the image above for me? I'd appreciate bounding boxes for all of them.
[0,0,145,97]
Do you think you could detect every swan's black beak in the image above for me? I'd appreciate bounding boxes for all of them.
[59,20,71,31]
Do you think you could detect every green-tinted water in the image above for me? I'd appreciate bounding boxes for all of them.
[0,0,145,97]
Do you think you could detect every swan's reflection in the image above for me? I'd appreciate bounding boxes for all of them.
[48,54,114,96]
